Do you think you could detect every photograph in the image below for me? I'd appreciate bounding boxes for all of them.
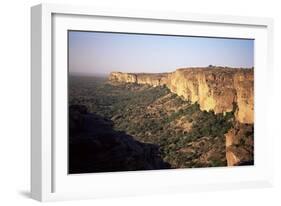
[68,31,254,174]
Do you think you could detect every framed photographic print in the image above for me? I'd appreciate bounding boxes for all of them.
[31,3,274,201]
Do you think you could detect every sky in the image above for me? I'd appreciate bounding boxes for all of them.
[68,31,254,76]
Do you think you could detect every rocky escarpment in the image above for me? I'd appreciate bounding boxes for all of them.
[109,68,253,124]
[225,122,254,166]
[109,67,254,166]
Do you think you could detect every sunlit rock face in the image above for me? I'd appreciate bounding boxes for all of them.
[109,72,169,87]
[109,67,254,124]
[234,71,254,124]
[109,72,137,83]
[109,68,254,167]
[225,123,254,166]
[167,68,237,115]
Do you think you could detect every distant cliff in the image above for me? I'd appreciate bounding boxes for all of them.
[109,67,254,124]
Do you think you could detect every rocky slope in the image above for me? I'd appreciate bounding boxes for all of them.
[109,67,254,124]
[69,105,170,173]
[225,122,254,166]
[109,67,254,166]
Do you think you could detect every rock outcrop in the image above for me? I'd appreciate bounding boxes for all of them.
[109,67,254,124]
[225,122,254,166]
[109,67,254,166]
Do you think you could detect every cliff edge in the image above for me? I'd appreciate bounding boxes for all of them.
[109,67,254,124]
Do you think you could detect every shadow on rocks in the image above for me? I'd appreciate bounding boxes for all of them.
[69,104,171,174]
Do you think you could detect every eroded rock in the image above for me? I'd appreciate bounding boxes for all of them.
[109,67,253,124]
[225,123,254,166]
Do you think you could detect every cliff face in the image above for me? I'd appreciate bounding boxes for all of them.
[225,122,254,166]
[109,72,168,86]
[109,68,254,124]
[109,68,254,167]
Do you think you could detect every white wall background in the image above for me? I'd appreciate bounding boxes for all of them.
[0,0,280,205]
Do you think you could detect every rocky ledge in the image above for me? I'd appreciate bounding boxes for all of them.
[109,67,254,166]
[109,67,254,124]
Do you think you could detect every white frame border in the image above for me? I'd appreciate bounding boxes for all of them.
[31,3,274,202]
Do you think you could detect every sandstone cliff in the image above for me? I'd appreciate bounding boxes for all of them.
[225,122,254,166]
[109,67,254,124]
[109,67,254,167]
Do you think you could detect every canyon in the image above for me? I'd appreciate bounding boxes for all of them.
[109,67,254,166]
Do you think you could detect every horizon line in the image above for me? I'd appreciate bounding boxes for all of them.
[69,66,254,77]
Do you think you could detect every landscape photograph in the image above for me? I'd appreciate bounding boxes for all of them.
[68,31,254,174]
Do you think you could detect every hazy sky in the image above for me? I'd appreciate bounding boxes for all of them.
[69,31,254,76]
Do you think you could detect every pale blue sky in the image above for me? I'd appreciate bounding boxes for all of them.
[69,31,254,76]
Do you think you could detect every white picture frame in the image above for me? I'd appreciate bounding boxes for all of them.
[31,3,274,202]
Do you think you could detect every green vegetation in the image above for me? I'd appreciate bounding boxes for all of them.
[69,76,170,119]
[69,76,234,168]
